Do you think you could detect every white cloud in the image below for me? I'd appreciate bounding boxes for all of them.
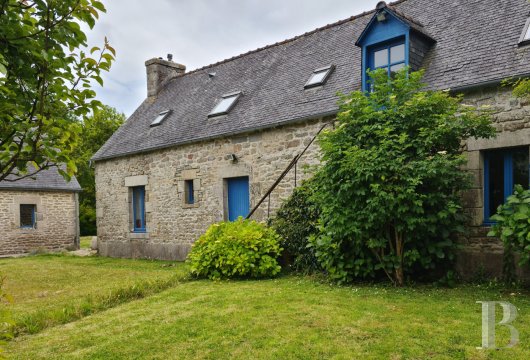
[85,0,381,116]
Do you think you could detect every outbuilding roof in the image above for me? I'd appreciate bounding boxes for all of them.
[93,0,530,161]
[0,167,82,193]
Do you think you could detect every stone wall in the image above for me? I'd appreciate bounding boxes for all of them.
[0,190,79,256]
[95,85,530,280]
[459,85,530,280]
[95,118,328,260]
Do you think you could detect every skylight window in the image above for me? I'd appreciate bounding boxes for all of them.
[150,110,171,127]
[208,92,241,118]
[520,18,530,45]
[305,65,335,89]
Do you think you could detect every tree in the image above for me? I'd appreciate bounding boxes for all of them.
[73,105,124,235]
[0,0,114,182]
[309,68,495,286]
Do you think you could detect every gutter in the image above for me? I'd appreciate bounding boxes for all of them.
[449,72,530,93]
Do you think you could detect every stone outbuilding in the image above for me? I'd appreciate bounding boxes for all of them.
[93,0,530,279]
[0,168,81,256]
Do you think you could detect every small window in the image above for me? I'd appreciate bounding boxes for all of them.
[208,92,241,118]
[132,186,146,232]
[519,18,530,45]
[305,65,334,89]
[484,147,529,223]
[150,110,171,127]
[184,180,195,205]
[20,204,36,229]
[366,39,407,90]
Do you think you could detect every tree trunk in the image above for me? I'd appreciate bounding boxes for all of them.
[394,230,405,286]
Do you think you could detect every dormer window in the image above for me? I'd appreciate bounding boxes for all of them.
[355,3,435,92]
[208,92,241,118]
[305,65,335,89]
[519,18,530,45]
[370,40,406,78]
[150,110,171,127]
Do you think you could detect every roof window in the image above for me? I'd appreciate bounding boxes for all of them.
[150,110,171,127]
[208,92,241,118]
[519,18,530,45]
[304,65,335,89]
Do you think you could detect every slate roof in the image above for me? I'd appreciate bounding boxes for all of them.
[93,0,530,161]
[0,167,82,192]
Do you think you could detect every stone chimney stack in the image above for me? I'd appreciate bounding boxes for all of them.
[145,56,186,98]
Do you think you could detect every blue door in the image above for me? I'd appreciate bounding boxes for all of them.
[227,177,250,221]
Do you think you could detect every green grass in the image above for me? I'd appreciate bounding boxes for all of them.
[0,255,188,335]
[79,236,92,249]
[5,273,530,359]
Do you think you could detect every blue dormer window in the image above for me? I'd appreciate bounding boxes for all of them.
[356,3,435,92]
[370,40,406,77]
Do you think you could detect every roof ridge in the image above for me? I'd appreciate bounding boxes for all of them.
[386,4,425,28]
[177,0,409,78]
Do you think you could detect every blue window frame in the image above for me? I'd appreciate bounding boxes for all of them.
[20,204,36,229]
[132,186,146,232]
[185,180,195,205]
[366,38,406,90]
[484,147,529,224]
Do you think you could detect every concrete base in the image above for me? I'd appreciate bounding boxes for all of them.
[456,250,530,284]
[98,240,191,261]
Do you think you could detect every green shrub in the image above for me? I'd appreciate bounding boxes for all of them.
[187,219,283,280]
[309,68,495,286]
[489,185,530,280]
[79,203,97,237]
[270,181,321,273]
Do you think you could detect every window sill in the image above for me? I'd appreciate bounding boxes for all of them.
[129,232,150,240]
[19,227,37,232]
[183,203,199,209]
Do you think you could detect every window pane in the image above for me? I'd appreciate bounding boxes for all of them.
[20,204,35,228]
[185,180,194,205]
[307,70,328,86]
[374,49,388,68]
[390,44,405,63]
[513,147,529,189]
[488,152,505,219]
[151,111,170,126]
[133,187,145,230]
[210,95,238,116]
[390,63,406,78]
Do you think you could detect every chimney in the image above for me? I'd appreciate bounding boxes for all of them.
[145,56,186,98]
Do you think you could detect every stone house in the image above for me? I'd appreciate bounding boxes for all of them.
[0,168,81,256]
[93,0,530,277]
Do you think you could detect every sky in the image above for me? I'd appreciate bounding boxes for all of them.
[85,0,381,117]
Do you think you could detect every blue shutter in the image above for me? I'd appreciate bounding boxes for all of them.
[227,177,250,221]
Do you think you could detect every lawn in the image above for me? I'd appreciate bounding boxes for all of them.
[80,236,92,249]
[0,254,187,334]
[3,256,530,359]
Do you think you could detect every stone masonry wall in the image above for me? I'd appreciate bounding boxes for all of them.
[95,118,328,260]
[460,85,530,280]
[96,85,530,280]
[0,190,79,256]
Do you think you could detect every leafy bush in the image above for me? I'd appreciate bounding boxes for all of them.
[270,181,321,273]
[187,219,283,280]
[79,203,97,237]
[489,185,530,275]
[309,68,495,286]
